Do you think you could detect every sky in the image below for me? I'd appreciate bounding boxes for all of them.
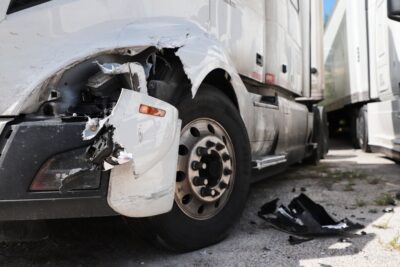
[324,0,337,21]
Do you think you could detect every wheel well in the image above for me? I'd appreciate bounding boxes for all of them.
[32,49,239,117]
[200,69,239,110]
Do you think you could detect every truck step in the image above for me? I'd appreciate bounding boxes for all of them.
[252,155,287,170]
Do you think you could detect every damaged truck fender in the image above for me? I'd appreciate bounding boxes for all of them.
[94,89,181,217]
[1,17,254,138]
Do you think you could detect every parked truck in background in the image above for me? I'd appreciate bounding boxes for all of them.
[324,0,400,160]
[0,0,326,251]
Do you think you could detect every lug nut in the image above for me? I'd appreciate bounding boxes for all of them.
[193,176,201,186]
[191,161,201,170]
[201,187,217,197]
[206,141,216,148]
[200,187,211,197]
[216,143,225,151]
[193,176,209,186]
[196,147,209,157]
[219,181,229,189]
[224,168,233,176]
[222,153,230,162]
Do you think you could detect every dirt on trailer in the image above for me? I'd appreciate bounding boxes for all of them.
[1,139,400,267]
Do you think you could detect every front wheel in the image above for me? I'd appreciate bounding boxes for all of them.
[306,106,329,164]
[127,85,251,252]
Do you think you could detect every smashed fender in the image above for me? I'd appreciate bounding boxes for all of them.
[0,17,253,136]
[0,17,211,115]
[105,90,181,217]
[82,61,149,142]
[0,16,254,142]
[80,61,181,217]
[83,89,181,217]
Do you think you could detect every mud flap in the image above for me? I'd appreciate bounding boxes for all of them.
[104,89,181,217]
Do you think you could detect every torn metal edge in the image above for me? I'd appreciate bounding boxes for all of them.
[94,61,148,94]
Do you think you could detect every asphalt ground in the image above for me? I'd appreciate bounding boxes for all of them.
[1,138,400,267]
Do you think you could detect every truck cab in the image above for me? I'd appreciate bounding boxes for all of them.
[324,0,400,160]
[367,0,400,158]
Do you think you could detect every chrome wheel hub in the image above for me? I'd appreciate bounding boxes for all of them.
[175,119,235,220]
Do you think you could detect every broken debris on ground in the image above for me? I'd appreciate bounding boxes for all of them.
[258,194,364,244]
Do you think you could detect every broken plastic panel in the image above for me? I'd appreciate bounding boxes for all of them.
[79,58,181,217]
[258,194,364,236]
[82,61,150,142]
[105,90,181,217]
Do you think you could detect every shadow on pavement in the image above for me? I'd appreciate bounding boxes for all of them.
[0,138,399,266]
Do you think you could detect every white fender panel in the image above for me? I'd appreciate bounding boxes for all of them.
[106,90,181,217]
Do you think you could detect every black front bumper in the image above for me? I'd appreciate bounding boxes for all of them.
[0,118,116,221]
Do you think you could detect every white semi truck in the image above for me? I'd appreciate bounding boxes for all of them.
[0,0,326,251]
[324,0,400,160]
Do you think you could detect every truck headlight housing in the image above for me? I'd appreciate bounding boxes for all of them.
[30,148,101,191]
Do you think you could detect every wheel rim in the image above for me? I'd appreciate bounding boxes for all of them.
[175,118,235,220]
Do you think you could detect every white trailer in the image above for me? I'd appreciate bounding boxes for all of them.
[0,0,325,251]
[324,0,400,160]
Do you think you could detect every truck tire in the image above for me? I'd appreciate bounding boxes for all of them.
[126,85,251,252]
[356,106,371,153]
[308,107,322,165]
[305,106,328,165]
[318,106,329,159]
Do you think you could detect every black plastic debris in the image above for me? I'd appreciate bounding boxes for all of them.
[338,237,352,243]
[259,198,279,215]
[262,247,271,252]
[383,207,394,213]
[258,194,364,236]
[288,235,313,245]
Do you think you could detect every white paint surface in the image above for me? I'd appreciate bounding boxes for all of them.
[106,90,181,217]
[0,0,9,22]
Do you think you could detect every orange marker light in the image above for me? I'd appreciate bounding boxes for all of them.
[139,104,166,117]
[265,73,275,85]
